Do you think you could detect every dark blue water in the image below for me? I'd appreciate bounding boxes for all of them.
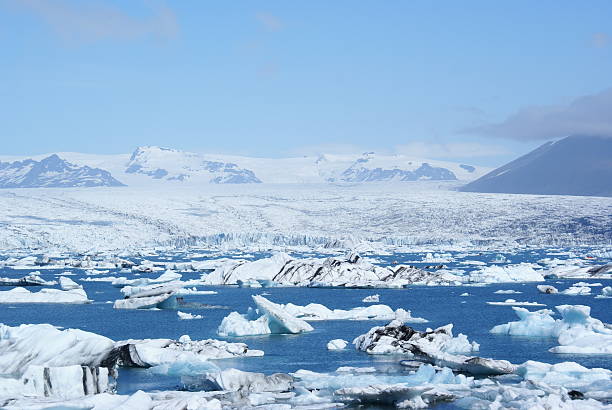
[0,248,610,395]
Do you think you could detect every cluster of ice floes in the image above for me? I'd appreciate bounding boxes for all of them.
[491,305,612,354]
[204,252,464,288]
[0,322,267,405]
[218,295,425,337]
[2,319,611,408]
[201,252,612,288]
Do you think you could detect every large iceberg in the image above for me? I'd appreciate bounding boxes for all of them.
[353,319,516,376]
[204,252,461,288]
[109,335,263,369]
[218,296,314,336]
[0,287,90,304]
[491,305,612,354]
[113,282,183,309]
[0,323,115,399]
[466,263,544,283]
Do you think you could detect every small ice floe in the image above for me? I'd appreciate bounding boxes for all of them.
[561,285,592,295]
[327,339,348,350]
[362,294,379,303]
[494,289,522,294]
[176,287,218,295]
[491,304,612,354]
[574,281,603,287]
[486,299,545,306]
[177,311,203,320]
[0,287,90,304]
[537,284,559,294]
[460,292,470,296]
[595,286,612,299]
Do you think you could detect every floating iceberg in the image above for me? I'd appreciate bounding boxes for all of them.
[0,272,56,287]
[362,294,380,303]
[0,323,115,399]
[177,311,202,320]
[466,263,544,283]
[537,284,559,294]
[0,287,90,304]
[562,285,592,295]
[491,305,612,354]
[204,252,461,288]
[596,286,612,298]
[218,295,426,337]
[59,276,82,290]
[353,319,516,376]
[113,282,183,309]
[110,335,263,368]
[111,270,182,288]
[218,296,314,336]
[327,339,348,350]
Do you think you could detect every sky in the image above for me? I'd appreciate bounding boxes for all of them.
[1,0,611,166]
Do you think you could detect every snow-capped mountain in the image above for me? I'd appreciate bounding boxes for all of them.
[460,135,612,197]
[0,154,125,188]
[331,152,459,182]
[0,147,490,187]
[125,146,262,184]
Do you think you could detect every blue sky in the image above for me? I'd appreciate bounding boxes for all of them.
[1,0,611,166]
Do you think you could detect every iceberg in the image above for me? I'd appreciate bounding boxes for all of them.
[327,339,348,350]
[0,323,115,399]
[562,285,592,295]
[110,335,263,368]
[204,252,460,288]
[0,273,56,287]
[362,294,380,303]
[113,282,183,309]
[596,286,612,298]
[491,305,612,354]
[466,263,544,283]
[205,368,293,393]
[0,287,90,304]
[59,276,82,290]
[218,296,314,336]
[537,284,559,294]
[218,295,426,337]
[353,319,516,376]
[177,311,202,320]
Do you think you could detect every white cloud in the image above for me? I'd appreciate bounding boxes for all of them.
[464,87,612,141]
[6,0,178,43]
